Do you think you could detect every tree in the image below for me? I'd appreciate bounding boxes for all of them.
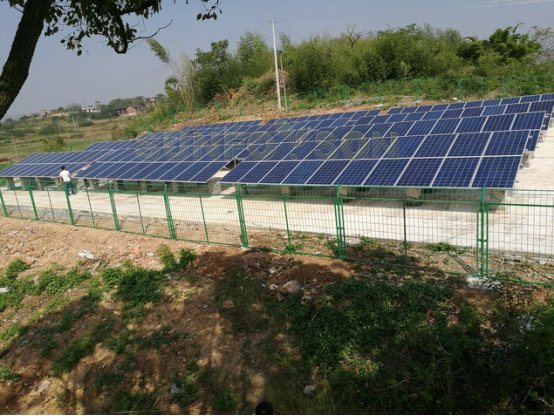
[0,0,223,121]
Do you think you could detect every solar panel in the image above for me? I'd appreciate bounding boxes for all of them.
[415,105,434,113]
[448,133,491,157]
[404,112,425,122]
[505,103,530,114]
[238,162,277,183]
[485,131,530,156]
[334,159,378,185]
[483,99,502,106]
[421,111,444,120]
[512,112,546,130]
[431,104,450,111]
[472,156,521,188]
[433,157,480,187]
[501,97,521,105]
[482,105,506,116]
[530,100,554,114]
[307,160,350,185]
[526,131,540,152]
[456,117,487,133]
[383,136,426,158]
[259,161,301,184]
[172,162,211,182]
[387,114,408,123]
[282,161,323,184]
[441,109,464,119]
[388,122,415,137]
[396,158,443,187]
[464,101,483,108]
[447,102,465,110]
[408,120,437,135]
[387,107,403,114]
[482,114,515,132]
[364,159,409,186]
[461,107,484,117]
[430,119,461,134]
[415,134,457,158]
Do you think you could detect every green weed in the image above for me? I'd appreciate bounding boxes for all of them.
[211,387,237,411]
[425,242,457,253]
[156,244,197,273]
[0,364,20,383]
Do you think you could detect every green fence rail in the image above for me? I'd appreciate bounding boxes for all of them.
[1,180,553,287]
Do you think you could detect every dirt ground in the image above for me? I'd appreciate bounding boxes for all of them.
[0,216,357,415]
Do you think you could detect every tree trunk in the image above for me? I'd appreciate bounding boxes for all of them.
[0,0,55,120]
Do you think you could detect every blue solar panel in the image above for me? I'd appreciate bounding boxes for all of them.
[388,122,415,137]
[404,112,425,122]
[501,97,521,105]
[520,95,541,103]
[530,100,554,114]
[512,112,546,130]
[332,138,367,160]
[172,162,211,182]
[482,114,515,132]
[127,163,166,180]
[397,158,443,187]
[433,157,480,187]
[383,136,425,158]
[505,103,530,114]
[355,116,376,125]
[259,161,300,184]
[415,105,435,113]
[116,164,152,180]
[441,109,464,119]
[431,119,461,134]
[238,162,277,183]
[364,159,409,186]
[464,101,483,108]
[456,117,487,133]
[415,134,457,157]
[485,131,530,156]
[307,160,349,185]
[472,156,521,188]
[448,102,465,110]
[401,107,418,114]
[448,132,491,157]
[421,111,444,120]
[387,114,408,123]
[431,104,450,111]
[461,107,484,117]
[387,107,403,114]
[526,131,540,152]
[482,105,506,116]
[140,162,181,181]
[190,162,228,182]
[367,123,393,138]
[334,159,378,185]
[541,94,554,101]
[408,120,437,135]
[282,161,323,184]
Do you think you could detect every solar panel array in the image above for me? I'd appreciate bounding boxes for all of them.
[1,93,553,189]
[0,151,110,179]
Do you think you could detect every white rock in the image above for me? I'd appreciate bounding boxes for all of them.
[78,250,95,260]
[269,284,278,291]
[269,267,277,274]
[0,287,10,293]
[281,280,302,294]
[466,276,500,291]
[304,385,316,395]
[171,384,180,394]
[518,313,535,333]
[37,380,51,394]
[146,252,154,257]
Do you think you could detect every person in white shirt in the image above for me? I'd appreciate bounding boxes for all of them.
[59,166,76,195]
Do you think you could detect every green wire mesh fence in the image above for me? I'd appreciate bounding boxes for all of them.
[1,180,553,286]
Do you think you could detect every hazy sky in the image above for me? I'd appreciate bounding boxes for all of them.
[1,0,553,119]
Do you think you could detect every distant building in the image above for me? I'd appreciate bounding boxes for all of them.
[82,105,100,113]
[114,103,145,116]
[37,110,48,118]
[147,98,157,108]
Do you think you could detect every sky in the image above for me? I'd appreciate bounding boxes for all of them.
[1,0,553,119]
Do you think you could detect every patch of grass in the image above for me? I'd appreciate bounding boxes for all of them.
[93,372,124,394]
[106,390,159,414]
[156,244,196,273]
[425,242,457,253]
[175,361,204,407]
[0,363,20,383]
[211,387,237,411]
[39,337,58,358]
[36,263,90,295]
[101,263,162,307]
[323,238,340,256]
[56,388,76,410]
[354,236,378,250]
[51,317,115,376]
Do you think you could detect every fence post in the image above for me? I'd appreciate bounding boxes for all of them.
[108,184,120,231]
[198,194,209,243]
[457,76,462,101]
[64,183,75,226]
[480,77,484,99]
[283,197,292,252]
[378,81,382,103]
[480,187,486,276]
[402,199,408,259]
[343,86,348,104]
[285,94,290,112]
[505,74,510,98]
[163,185,176,240]
[235,185,249,247]
[360,86,364,104]
[196,103,201,119]
[217,102,221,119]
[313,90,317,108]
[170,110,175,125]
[124,129,128,140]
[334,185,346,260]
[395,82,399,103]
[28,185,38,221]
[136,193,146,235]
[85,188,96,228]
[415,79,420,101]
[531,74,535,94]
[0,188,7,217]
[260,97,265,114]
[436,78,440,100]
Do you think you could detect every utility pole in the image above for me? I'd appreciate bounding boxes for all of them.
[268,19,282,110]
[278,50,288,111]
[10,130,19,161]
